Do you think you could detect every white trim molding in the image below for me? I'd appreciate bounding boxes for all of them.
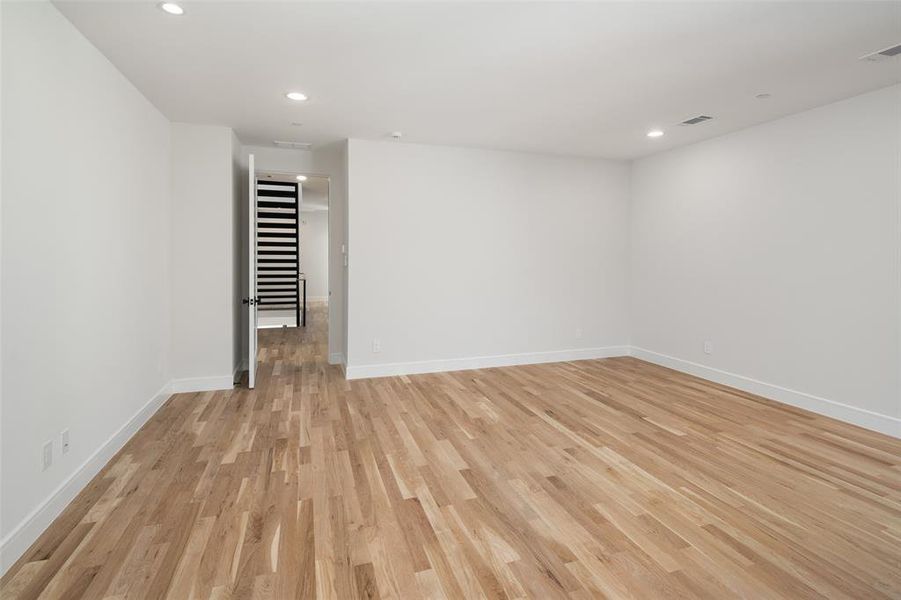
[345,346,630,380]
[170,375,234,394]
[0,382,173,574]
[630,347,900,438]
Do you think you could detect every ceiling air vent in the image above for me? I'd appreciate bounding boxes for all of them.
[860,43,901,62]
[680,115,713,126]
[273,140,312,150]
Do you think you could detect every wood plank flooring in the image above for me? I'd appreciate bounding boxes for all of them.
[3,303,900,598]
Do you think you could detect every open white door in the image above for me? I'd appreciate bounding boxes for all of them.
[247,154,258,388]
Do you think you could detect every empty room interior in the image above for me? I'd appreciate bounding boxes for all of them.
[1,1,900,598]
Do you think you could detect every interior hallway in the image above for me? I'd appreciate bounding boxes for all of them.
[2,302,899,599]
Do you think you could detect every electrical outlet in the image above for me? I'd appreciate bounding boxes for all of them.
[61,429,70,454]
[575,327,583,339]
[372,339,381,353]
[42,441,53,471]
[703,341,713,355]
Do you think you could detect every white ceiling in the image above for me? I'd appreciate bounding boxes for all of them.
[55,1,901,159]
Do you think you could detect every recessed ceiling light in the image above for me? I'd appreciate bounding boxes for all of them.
[159,2,184,15]
[286,92,308,102]
[647,129,664,138]
[296,175,308,182]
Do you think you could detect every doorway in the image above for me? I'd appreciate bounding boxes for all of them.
[246,165,330,387]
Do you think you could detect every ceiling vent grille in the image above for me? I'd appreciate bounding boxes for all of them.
[860,43,901,61]
[680,115,713,126]
[273,140,312,150]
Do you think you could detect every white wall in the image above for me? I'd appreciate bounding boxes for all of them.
[231,131,243,374]
[242,144,312,174]
[345,140,631,378]
[313,142,349,365]
[300,210,329,301]
[630,85,901,436]
[1,1,172,568]
[170,123,238,390]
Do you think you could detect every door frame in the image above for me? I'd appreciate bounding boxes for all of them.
[247,154,258,388]
[250,169,332,360]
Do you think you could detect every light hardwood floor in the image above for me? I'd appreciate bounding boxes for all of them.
[3,303,900,598]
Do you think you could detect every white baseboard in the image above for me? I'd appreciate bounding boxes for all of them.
[0,382,173,574]
[345,346,630,380]
[170,375,233,394]
[630,347,900,438]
